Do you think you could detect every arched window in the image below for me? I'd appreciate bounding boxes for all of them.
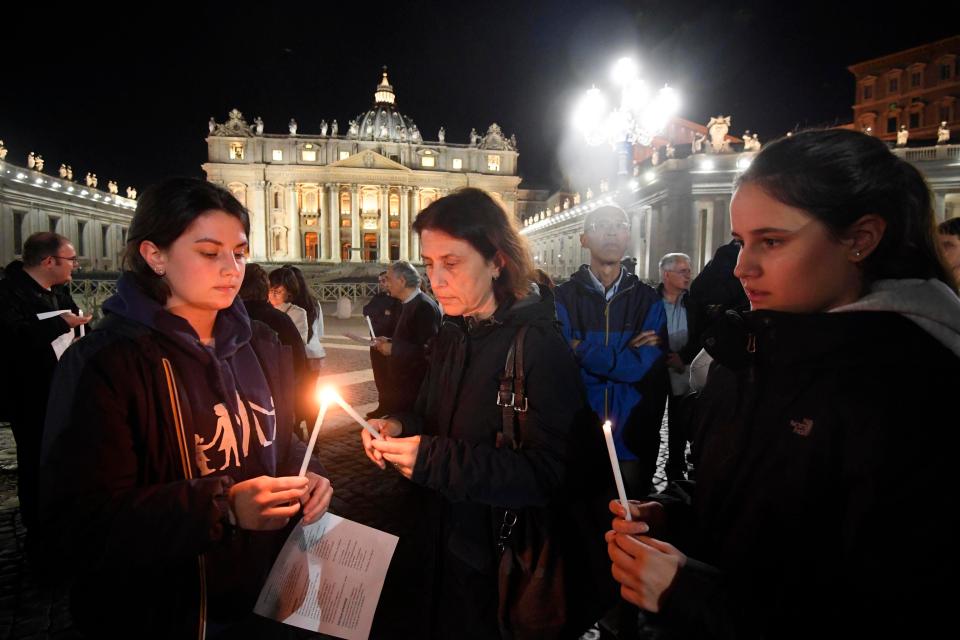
[340,190,351,215]
[389,192,400,216]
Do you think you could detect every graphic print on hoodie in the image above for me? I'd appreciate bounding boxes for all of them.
[103,275,280,481]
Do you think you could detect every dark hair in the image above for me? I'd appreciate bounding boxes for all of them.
[939,218,960,237]
[286,265,319,341]
[22,232,69,267]
[268,266,300,304]
[412,187,534,305]
[239,263,269,302]
[122,177,250,304]
[736,129,950,289]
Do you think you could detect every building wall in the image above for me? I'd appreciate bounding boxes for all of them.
[1,160,135,269]
[849,35,959,141]
[205,129,521,263]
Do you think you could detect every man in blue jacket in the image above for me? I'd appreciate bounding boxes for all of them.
[556,205,666,497]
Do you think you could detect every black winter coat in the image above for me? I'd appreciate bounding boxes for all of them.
[656,309,960,639]
[0,260,78,422]
[396,286,614,638]
[39,310,322,639]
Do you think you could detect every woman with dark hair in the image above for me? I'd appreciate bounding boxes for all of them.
[607,130,960,638]
[39,177,332,638]
[286,265,326,368]
[360,187,613,638]
[268,265,308,344]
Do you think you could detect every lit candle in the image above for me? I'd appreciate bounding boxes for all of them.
[365,315,376,340]
[299,396,331,477]
[327,388,383,440]
[602,420,632,521]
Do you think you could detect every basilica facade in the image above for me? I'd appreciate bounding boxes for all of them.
[203,70,521,264]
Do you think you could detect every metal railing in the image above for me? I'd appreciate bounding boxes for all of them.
[69,279,377,318]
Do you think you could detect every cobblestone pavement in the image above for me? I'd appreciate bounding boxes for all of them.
[0,315,673,638]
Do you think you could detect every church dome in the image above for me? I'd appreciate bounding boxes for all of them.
[351,68,422,143]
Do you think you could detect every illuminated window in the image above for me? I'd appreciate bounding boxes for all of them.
[487,155,501,171]
[340,191,351,215]
[339,151,350,161]
[302,149,317,162]
[389,193,400,216]
[272,149,283,161]
[362,189,378,213]
[229,143,244,160]
[421,155,435,168]
[341,218,352,227]
[452,158,462,170]
[274,192,281,209]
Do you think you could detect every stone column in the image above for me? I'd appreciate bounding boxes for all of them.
[318,184,329,261]
[287,183,301,260]
[411,187,421,262]
[379,186,390,263]
[399,186,410,261]
[350,184,361,262]
[250,180,267,260]
[327,184,341,263]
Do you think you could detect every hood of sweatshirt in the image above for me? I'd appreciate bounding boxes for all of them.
[831,278,960,358]
[101,273,277,479]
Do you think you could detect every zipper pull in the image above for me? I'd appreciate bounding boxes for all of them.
[746,333,756,354]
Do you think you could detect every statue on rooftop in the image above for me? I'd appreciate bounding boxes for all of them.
[288,119,298,135]
[28,152,36,169]
[438,127,445,143]
[896,125,909,147]
[254,117,264,135]
[938,121,951,145]
[320,120,328,136]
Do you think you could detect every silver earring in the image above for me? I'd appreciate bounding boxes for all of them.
[154,267,165,276]
[855,250,862,258]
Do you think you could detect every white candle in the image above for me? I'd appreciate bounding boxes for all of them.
[602,421,632,521]
[330,391,383,440]
[365,315,376,339]
[299,400,328,477]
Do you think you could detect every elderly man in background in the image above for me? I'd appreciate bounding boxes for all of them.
[373,261,440,414]
[654,252,702,481]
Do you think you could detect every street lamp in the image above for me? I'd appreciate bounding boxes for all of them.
[573,56,679,175]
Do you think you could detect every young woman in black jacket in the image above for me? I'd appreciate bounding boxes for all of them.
[606,129,960,639]
[40,178,332,638]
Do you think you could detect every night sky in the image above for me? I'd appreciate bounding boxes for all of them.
[1,1,954,192]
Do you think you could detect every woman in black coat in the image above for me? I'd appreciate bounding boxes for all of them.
[361,188,613,639]
[606,130,960,638]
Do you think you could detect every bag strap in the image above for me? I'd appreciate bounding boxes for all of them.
[496,325,529,449]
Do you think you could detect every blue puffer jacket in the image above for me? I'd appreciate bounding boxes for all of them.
[555,265,666,460]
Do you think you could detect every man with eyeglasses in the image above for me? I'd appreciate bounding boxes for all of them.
[555,205,667,498]
[0,232,89,532]
[653,252,701,482]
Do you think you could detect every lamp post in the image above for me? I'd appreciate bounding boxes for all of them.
[572,57,679,178]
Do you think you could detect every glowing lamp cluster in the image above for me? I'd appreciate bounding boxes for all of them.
[573,57,679,148]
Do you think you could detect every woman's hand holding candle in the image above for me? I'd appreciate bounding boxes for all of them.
[299,472,333,524]
[361,418,402,469]
[369,434,420,479]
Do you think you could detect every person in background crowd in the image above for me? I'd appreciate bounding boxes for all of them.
[0,232,89,531]
[372,260,440,414]
[39,178,332,638]
[239,263,311,423]
[937,217,960,285]
[363,271,402,419]
[268,266,308,344]
[555,204,667,497]
[654,252,700,482]
[287,265,325,369]
[686,240,750,392]
[607,129,960,639]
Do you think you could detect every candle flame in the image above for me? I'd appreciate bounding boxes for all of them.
[317,385,338,404]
